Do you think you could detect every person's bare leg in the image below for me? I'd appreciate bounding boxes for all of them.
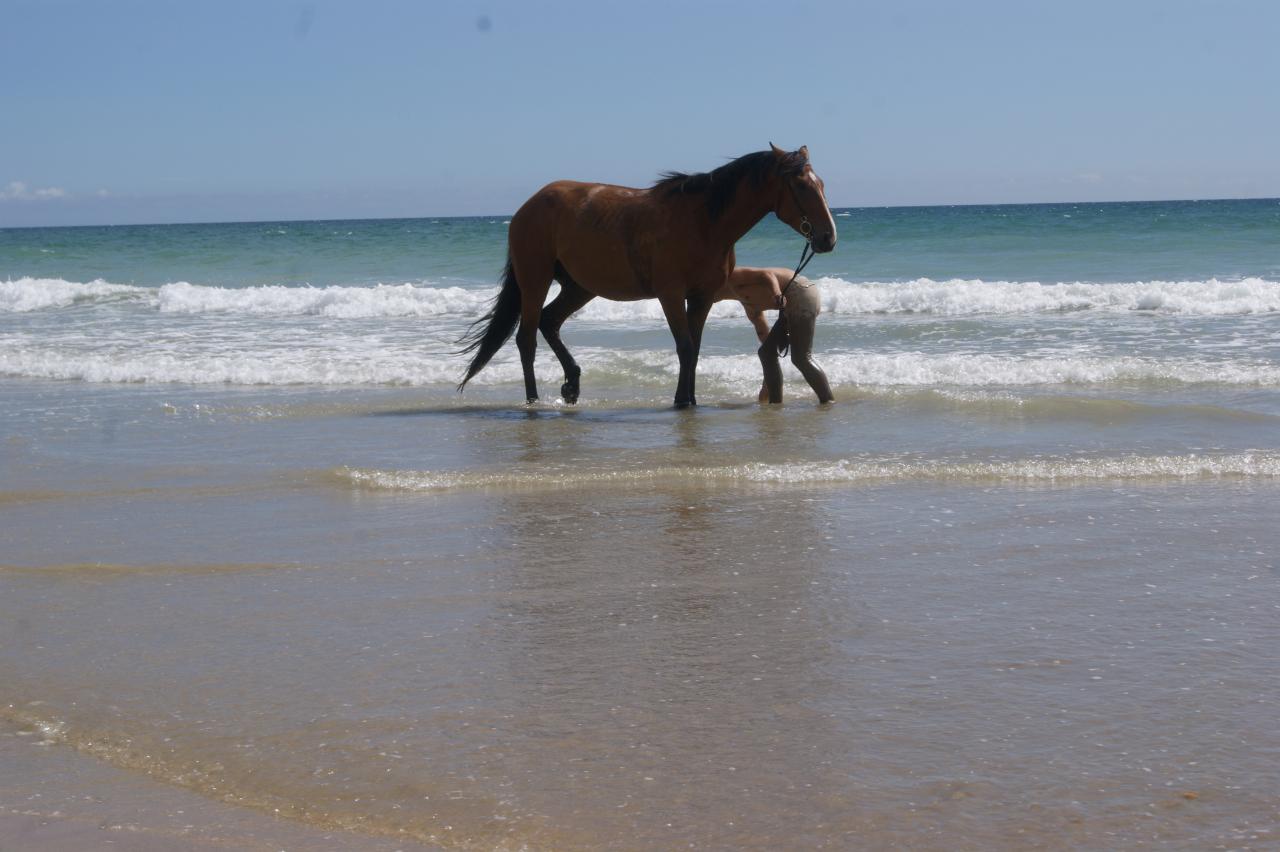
[758,319,787,404]
[787,315,834,403]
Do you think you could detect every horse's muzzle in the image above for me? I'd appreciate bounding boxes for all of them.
[813,231,837,253]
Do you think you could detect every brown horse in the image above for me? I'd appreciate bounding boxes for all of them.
[458,144,836,407]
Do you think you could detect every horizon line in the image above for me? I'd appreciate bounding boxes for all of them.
[2,194,1277,231]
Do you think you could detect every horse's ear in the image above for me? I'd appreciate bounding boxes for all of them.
[769,142,786,159]
[798,145,809,160]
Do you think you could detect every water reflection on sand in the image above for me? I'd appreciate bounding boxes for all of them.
[1,382,1277,849]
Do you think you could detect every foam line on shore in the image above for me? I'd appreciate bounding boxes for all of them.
[334,451,1280,495]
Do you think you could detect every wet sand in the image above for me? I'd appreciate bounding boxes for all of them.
[2,381,1278,850]
[0,722,439,851]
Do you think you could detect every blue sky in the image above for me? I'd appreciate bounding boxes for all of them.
[3,0,1278,226]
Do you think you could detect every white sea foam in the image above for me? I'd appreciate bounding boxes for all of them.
[0,277,144,312]
[0,344,512,386]
[337,451,1280,493]
[813,276,1280,316]
[4,276,1279,318]
[0,277,495,317]
[155,282,494,318]
[3,342,1278,388]
[681,351,1280,388]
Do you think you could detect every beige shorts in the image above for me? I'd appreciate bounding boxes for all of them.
[784,277,820,324]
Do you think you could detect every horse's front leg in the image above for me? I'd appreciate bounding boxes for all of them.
[685,294,713,407]
[658,294,695,407]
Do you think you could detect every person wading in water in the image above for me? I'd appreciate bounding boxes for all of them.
[715,265,834,404]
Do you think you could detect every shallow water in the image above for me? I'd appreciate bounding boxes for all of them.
[3,202,1279,848]
[1,380,1277,850]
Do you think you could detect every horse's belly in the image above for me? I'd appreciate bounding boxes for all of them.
[558,252,651,301]
[549,187,663,300]
[577,276,648,301]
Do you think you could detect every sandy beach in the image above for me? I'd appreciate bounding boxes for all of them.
[1,718,439,851]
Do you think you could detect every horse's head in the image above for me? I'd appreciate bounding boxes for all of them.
[770,143,837,253]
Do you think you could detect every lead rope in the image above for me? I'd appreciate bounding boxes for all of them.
[768,219,815,357]
[782,231,816,298]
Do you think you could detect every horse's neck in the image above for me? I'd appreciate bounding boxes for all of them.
[709,177,777,250]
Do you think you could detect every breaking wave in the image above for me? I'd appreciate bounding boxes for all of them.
[156,281,491,318]
[813,276,1280,316]
[0,277,142,311]
[4,276,1280,317]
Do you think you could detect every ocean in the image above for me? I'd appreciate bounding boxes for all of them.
[2,199,1278,849]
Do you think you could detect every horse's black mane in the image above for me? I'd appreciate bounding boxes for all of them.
[653,149,807,221]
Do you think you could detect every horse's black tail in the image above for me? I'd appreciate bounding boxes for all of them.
[457,256,522,391]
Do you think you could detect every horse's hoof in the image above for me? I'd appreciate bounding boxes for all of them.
[525,397,539,406]
[560,381,579,404]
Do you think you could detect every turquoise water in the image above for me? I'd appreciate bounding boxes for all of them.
[4,198,1279,287]
[3,198,1279,401]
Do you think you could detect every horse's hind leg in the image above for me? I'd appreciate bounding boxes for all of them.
[543,264,596,403]
[510,251,554,404]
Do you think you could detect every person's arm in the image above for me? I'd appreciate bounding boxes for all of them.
[743,306,771,343]
[769,270,786,310]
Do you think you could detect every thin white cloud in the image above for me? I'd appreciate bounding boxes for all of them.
[1,181,68,201]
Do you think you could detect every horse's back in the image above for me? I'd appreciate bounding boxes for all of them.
[505,182,587,278]
[510,180,662,300]
[515,180,649,223]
